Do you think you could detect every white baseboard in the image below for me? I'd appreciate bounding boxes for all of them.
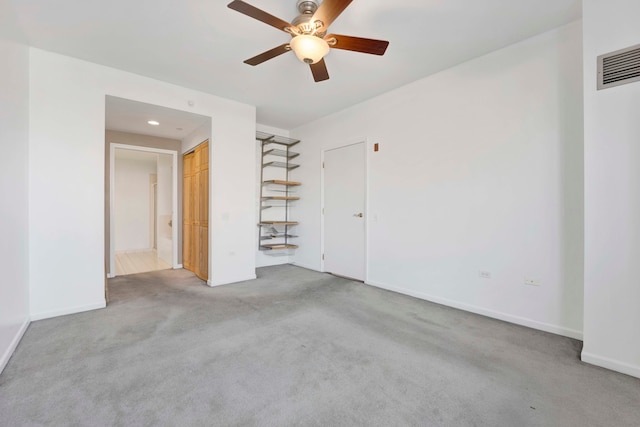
[30,300,106,321]
[207,274,257,287]
[291,262,323,273]
[0,318,30,374]
[256,258,291,268]
[173,264,183,269]
[106,273,115,279]
[581,351,640,379]
[365,280,583,340]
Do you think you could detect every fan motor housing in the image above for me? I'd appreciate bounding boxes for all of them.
[296,0,318,15]
[292,0,324,36]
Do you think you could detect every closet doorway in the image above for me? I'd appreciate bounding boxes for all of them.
[183,140,209,281]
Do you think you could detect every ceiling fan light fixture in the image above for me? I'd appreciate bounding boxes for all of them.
[228,0,389,82]
[290,34,329,64]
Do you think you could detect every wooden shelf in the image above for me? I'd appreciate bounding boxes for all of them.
[263,180,301,186]
[259,221,299,226]
[260,244,299,250]
[261,196,300,201]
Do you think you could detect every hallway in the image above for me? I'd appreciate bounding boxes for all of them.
[115,250,171,275]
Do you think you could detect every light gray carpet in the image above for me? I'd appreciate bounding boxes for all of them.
[1,265,638,426]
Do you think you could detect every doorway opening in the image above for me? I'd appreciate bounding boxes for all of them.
[109,145,178,276]
[104,95,212,302]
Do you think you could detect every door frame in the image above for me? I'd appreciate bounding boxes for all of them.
[108,143,179,277]
[320,138,371,281]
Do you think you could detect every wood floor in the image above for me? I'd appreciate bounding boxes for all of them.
[115,250,171,276]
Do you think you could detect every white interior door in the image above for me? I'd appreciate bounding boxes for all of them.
[324,142,366,281]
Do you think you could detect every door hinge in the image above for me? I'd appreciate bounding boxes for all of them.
[322,254,325,260]
[322,161,325,168]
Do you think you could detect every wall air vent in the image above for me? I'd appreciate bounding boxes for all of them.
[598,43,640,90]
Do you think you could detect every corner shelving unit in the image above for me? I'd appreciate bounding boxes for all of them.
[257,131,301,252]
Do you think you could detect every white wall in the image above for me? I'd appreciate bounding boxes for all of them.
[0,38,30,373]
[114,153,157,251]
[181,122,211,154]
[156,153,173,265]
[184,121,296,269]
[255,124,296,268]
[291,22,584,339]
[29,49,257,319]
[582,0,640,378]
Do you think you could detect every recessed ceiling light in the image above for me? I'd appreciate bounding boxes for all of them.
[148,120,160,126]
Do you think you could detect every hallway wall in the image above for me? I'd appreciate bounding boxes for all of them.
[156,153,173,266]
[113,152,157,251]
[0,37,30,372]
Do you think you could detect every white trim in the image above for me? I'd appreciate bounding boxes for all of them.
[581,352,640,379]
[207,274,257,287]
[172,149,179,269]
[106,273,115,279]
[320,146,325,273]
[322,136,369,152]
[174,264,183,269]
[109,143,115,276]
[30,301,106,321]
[321,138,369,281]
[0,318,30,374]
[291,262,322,273]
[109,143,179,280]
[365,279,583,340]
[207,139,214,285]
[110,144,177,155]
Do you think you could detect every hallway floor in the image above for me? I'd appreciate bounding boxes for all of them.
[115,250,171,275]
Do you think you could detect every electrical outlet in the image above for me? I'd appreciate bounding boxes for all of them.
[479,271,491,279]
[525,278,540,286]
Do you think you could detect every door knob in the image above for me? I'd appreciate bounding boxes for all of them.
[354,213,364,218]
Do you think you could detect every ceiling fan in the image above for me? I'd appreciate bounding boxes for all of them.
[227,0,389,82]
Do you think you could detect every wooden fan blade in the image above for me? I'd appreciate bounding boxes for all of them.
[244,44,291,66]
[310,59,330,82]
[325,34,389,55]
[312,0,353,31]
[227,0,292,33]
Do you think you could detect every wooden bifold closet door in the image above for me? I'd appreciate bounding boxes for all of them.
[183,141,209,281]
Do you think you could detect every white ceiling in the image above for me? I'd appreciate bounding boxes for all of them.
[106,96,210,140]
[12,0,581,129]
